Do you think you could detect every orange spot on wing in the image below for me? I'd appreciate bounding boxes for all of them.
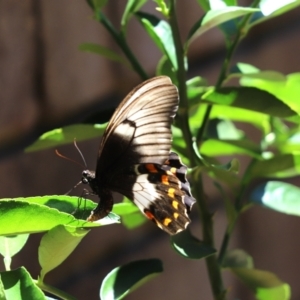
[146,164,158,173]
[162,174,169,185]
[173,212,179,219]
[144,210,155,220]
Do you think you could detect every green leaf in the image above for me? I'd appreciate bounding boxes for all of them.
[171,230,216,259]
[240,72,300,116]
[79,43,129,66]
[222,249,254,269]
[25,124,106,152]
[197,159,240,188]
[0,235,29,270]
[200,139,261,158]
[112,202,139,216]
[248,0,300,29]
[250,181,300,217]
[0,198,109,236]
[135,12,177,70]
[203,87,297,117]
[186,7,259,47]
[88,0,108,11]
[114,200,147,230]
[247,154,300,179]
[189,103,271,134]
[256,284,291,300]
[1,267,45,300]
[1,195,100,221]
[100,259,163,300]
[231,268,291,300]
[156,55,177,84]
[39,225,89,281]
[121,0,147,30]
[0,235,29,259]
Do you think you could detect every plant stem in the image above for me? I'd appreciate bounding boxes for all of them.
[169,1,226,299]
[96,12,148,81]
[37,280,77,300]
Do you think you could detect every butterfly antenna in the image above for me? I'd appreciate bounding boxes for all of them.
[73,139,88,168]
[55,149,85,169]
[65,180,82,195]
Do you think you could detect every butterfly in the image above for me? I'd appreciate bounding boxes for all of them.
[81,76,196,235]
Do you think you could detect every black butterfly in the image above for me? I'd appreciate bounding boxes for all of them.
[81,76,195,235]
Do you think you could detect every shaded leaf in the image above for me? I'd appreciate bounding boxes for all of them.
[100,259,163,300]
[222,249,254,268]
[79,43,129,66]
[247,154,300,179]
[171,230,216,259]
[231,268,291,300]
[200,139,261,158]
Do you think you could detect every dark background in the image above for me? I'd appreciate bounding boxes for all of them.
[1,1,300,299]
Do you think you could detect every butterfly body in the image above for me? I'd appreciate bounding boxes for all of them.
[82,76,195,235]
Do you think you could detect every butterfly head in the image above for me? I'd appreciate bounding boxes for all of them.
[81,170,95,185]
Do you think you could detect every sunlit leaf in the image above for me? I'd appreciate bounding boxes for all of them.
[135,12,177,69]
[186,7,258,47]
[25,124,106,152]
[1,267,45,300]
[39,225,89,281]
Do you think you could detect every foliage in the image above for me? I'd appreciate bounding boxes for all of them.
[1,0,300,299]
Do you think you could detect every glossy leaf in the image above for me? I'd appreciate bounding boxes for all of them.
[186,7,258,47]
[203,87,297,117]
[1,267,45,300]
[25,124,107,152]
[135,12,177,69]
[189,103,271,134]
[100,259,163,300]
[240,72,300,116]
[0,198,114,236]
[39,225,89,281]
[171,229,216,259]
[248,0,300,29]
[121,0,147,29]
[250,181,300,217]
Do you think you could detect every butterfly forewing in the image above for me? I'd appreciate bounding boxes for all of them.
[96,76,178,176]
